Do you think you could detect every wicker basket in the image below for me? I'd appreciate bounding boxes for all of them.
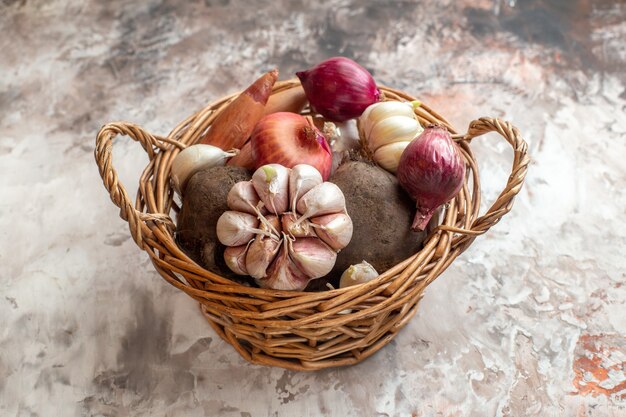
[95,79,529,371]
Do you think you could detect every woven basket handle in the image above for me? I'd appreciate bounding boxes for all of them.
[94,122,176,248]
[441,117,530,237]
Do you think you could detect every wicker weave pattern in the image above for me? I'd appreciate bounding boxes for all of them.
[95,80,529,371]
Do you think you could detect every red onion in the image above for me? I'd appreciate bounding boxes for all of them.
[296,57,380,122]
[397,125,465,231]
[251,112,332,180]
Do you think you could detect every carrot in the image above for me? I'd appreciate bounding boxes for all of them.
[227,141,255,170]
[199,69,278,150]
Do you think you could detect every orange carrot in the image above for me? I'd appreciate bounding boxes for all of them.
[227,141,255,170]
[199,69,278,150]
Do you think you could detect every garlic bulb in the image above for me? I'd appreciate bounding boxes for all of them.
[216,164,353,291]
[339,261,379,288]
[171,144,237,195]
[358,101,424,174]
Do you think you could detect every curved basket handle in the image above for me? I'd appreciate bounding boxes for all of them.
[94,122,176,248]
[440,117,530,237]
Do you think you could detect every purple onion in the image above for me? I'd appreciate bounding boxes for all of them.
[397,125,465,231]
[296,57,380,122]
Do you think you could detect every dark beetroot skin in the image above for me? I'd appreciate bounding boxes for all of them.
[397,125,465,231]
[296,57,380,122]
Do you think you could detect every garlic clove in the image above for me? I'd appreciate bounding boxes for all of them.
[373,141,411,174]
[357,102,379,139]
[281,212,316,238]
[339,261,378,288]
[224,244,250,275]
[288,164,323,213]
[227,181,261,215]
[245,214,281,279]
[288,237,337,279]
[296,182,346,221]
[257,236,311,291]
[252,164,290,214]
[360,101,415,139]
[216,211,259,247]
[245,234,281,279]
[368,116,422,152]
[171,144,236,195]
[310,213,353,251]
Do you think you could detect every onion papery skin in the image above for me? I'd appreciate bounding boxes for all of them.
[251,112,333,180]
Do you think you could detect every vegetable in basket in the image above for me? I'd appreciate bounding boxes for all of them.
[397,125,465,231]
[228,87,310,170]
[250,112,333,180]
[296,57,380,122]
[330,158,431,276]
[339,261,378,288]
[170,144,238,195]
[216,164,353,291]
[358,101,424,174]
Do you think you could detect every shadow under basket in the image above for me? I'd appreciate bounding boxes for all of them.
[95,79,529,371]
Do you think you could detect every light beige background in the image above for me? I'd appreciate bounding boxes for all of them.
[1,0,625,415]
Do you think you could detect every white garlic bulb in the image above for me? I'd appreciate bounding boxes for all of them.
[339,261,379,288]
[216,164,353,291]
[171,144,237,195]
[358,101,424,174]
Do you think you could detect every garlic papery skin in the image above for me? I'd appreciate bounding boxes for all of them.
[339,261,379,288]
[373,141,411,174]
[288,237,337,279]
[330,120,361,153]
[216,211,259,247]
[171,144,237,196]
[310,213,353,251]
[281,212,316,238]
[358,101,424,174]
[251,164,290,214]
